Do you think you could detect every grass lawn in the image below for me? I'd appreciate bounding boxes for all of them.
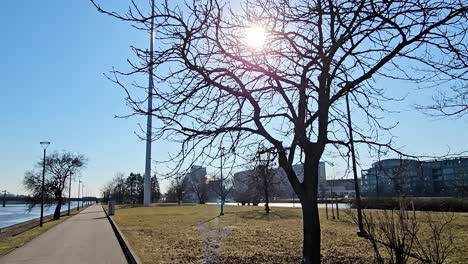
[112,204,468,264]
[0,215,71,256]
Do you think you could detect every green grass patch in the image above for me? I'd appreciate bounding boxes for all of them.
[0,216,71,256]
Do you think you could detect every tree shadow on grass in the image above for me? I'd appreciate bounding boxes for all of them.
[153,203,197,207]
[236,210,301,220]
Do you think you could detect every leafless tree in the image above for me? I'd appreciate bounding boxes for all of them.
[24,151,87,220]
[167,174,188,205]
[188,174,209,204]
[363,208,419,264]
[253,147,284,214]
[91,0,467,262]
[416,86,468,118]
[350,204,458,264]
[413,212,457,264]
[232,170,261,205]
[209,174,233,215]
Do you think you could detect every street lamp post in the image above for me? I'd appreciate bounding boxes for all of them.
[67,172,73,216]
[39,141,50,227]
[77,179,82,211]
[82,184,85,208]
[345,93,366,237]
[219,147,225,216]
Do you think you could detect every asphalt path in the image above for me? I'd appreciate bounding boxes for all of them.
[0,205,127,264]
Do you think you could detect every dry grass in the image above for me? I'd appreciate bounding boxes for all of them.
[0,216,71,256]
[112,204,468,264]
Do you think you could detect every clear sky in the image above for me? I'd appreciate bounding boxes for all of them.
[1,1,466,197]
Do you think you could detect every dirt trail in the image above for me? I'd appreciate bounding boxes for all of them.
[198,217,233,264]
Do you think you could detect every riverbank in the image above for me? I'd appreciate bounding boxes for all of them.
[110,204,468,263]
[0,202,80,228]
[0,204,92,256]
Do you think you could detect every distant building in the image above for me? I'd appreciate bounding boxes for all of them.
[232,162,327,202]
[319,179,355,197]
[287,162,326,182]
[361,157,468,197]
[187,165,207,182]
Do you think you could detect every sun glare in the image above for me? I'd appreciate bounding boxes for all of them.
[243,25,267,49]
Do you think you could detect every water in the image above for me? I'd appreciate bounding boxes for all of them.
[208,202,351,209]
[0,202,80,228]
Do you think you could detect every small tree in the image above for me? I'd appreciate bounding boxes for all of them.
[188,174,208,204]
[253,148,283,214]
[151,174,161,202]
[209,175,233,215]
[363,208,418,264]
[352,203,458,264]
[125,173,140,204]
[167,174,188,205]
[413,213,457,264]
[24,151,87,220]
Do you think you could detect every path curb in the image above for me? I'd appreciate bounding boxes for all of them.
[102,205,141,264]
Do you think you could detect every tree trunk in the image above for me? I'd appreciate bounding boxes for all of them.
[220,198,225,215]
[54,197,62,220]
[300,195,321,264]
[299,153,322,263]
[264,184,270,214]
[263,167,270,214]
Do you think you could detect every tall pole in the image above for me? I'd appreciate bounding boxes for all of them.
[144,0,156,207]
[67,173,73,216]
[82,184,85,208]
[2,190,6,207]
[40,147,47,227]
[346,93,366,236]
[220,147,224,216]
[77,179,81,211]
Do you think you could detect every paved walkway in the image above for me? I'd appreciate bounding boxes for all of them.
[0,205,127,264]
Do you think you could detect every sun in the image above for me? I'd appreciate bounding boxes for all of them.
[243,25,267,49]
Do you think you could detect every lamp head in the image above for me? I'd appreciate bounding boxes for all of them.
[40,141,50,150]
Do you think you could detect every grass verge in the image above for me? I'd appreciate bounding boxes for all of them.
[0,216,71,256]
[111,204,468,263]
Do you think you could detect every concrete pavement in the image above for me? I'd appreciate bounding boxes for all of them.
[0,205,127,264]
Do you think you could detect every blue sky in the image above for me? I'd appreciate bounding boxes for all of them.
[0,1,466,197]
[0,0,154,196]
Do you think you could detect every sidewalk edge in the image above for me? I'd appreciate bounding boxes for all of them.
[101,205,142,264]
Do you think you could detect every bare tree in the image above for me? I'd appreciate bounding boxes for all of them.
[188,174,208,204]
[253,147,284,214]
[209,173,233,215]
[91,0,467,262]
[232,169,261,205]
[24,151,87,220]
[413,213,457,264]
[361,208,419,264]
[416,86,468,118]
[151,174,162,203]
[350,204,458,264]
[167,174,188,205]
